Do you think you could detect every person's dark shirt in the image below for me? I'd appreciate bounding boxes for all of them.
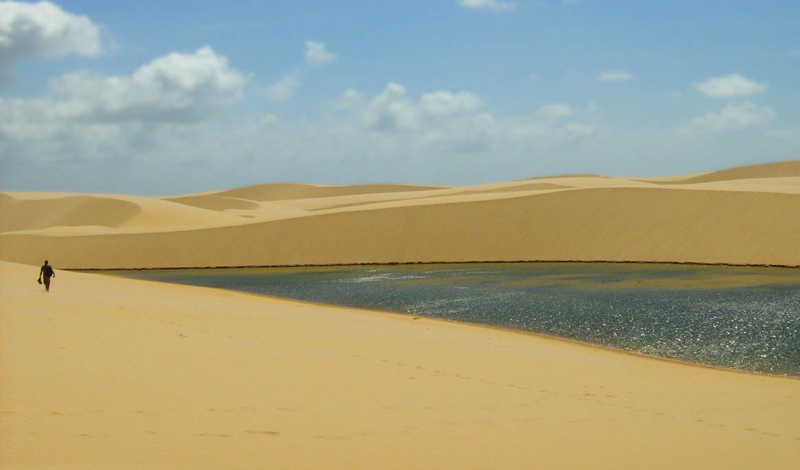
[41,265,54,278]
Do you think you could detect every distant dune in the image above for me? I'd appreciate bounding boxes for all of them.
[163,195,262,211]
[2,161,799,269]
[644,160,800,185]
[0,192,243,234]
[213,183,448,201]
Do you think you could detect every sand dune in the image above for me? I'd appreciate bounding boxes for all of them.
[458,181,573,194]
[214,182,447,201]
[163,194,262,211]
[0,192,247,235]
[646,160,800,185]
[0,194,142,232]
[2,185,799,269]
[1,260,797,470]
[3,162,800,469]
[1,160,799,269]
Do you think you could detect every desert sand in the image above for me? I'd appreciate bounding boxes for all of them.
[1,161,800,469]
[2,161,800,269]
[2,261,798,470]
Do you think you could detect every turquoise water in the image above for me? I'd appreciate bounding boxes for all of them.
[115,263,800,376]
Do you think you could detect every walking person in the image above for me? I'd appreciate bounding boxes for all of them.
[38,260,55,292]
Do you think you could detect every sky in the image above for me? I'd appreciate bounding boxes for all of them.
[1,0,798,195]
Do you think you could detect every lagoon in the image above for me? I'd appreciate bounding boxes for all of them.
[115,263,800,376]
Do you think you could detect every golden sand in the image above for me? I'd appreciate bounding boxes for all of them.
[1,261,798,470]
[2,161,800,469]
[2,161,799,270]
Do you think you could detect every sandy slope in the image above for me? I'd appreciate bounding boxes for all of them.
[643,160,800,184]
[1,261,798,470]
[0,192,243,233]
[1,161,799,269]
[2,187,800,269]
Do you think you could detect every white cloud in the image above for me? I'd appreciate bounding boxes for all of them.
[264,72,299,101]
[694,74,767,98]
[358,84,485,132]
[361,83,418,131]
[0,45,249,152]
[597,71,634,82]
[419,91,483,115]
[261,41,335,100]
[0,1,103,64]
[304,40,337,66]
[537,103,573,120]
[3,80,601,175]
[56,46,246,122]
[677,102,776,136]
[0,0,104,86]
[333,88,364,109]
[352,85,596,151]
[457,0,516,11]
[329,84,597,161]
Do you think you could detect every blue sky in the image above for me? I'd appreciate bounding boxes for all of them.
[1,0,798,195]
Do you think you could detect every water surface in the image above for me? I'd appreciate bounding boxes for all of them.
[115,263,800,376]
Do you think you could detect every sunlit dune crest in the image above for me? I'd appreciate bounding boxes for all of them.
[213,182,448,201]
[1,160,799,269]
[640,160,800,184]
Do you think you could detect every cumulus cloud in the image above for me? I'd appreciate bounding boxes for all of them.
[597,71,634,82]
[360,83,418,131]
[304,40,337,66]
[457,0,516,11]
[358,83,485,132]
[264,71,300,101]
[694,74,767,98]
[57,46,246,122]
[677,102,776,136]
[0,45,249,152]
[0,0,103,86]
[336,84,597,155]
[3,79,601,176]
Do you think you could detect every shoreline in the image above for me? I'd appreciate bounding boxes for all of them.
[104,268,800,381]
[2,260,799,469]
[75,258,800,272]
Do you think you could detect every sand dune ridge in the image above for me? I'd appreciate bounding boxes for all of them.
[1,160,799,269]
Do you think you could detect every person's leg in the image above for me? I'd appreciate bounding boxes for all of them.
[44,277,50,292]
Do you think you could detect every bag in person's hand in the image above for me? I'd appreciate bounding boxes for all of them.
[37,278,42,284]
